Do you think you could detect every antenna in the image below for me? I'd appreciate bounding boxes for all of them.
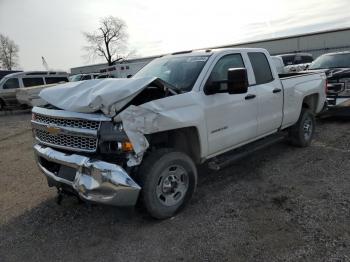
[42,56,50,71]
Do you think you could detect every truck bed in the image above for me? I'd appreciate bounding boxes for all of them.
[279,71,326,128]
[279,71,317,79]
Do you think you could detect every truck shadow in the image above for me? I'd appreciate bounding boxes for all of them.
[0,141,295,260]
[1,141,290,223]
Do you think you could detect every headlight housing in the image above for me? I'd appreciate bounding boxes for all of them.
[99,122,133,153]
[327,78,350,97]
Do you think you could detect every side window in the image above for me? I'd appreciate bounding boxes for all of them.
[81,75,92,80]
[248,52,273,85]
[209,54,245,82]
[294,56,302,64]
[281,55,294,65]
[3,78,20,89]
[302,56,313,63]
[22,77,44,87]
[45,77,69,84]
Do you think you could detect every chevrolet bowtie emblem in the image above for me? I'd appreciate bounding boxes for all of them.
[47,125,61,135]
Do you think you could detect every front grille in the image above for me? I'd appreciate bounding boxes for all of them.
[34,113,100,130]
[35,129,97,152]
[32,110,103,152]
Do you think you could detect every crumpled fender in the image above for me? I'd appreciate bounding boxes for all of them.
[119,92,207,166]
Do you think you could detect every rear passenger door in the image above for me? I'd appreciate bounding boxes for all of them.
[248,52,283,136]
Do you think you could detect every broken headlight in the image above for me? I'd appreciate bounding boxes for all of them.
[99,122,133,153]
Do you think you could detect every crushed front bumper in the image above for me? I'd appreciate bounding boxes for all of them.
[33,144,141,206]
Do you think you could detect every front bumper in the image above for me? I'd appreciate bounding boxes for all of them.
[33,144,141,206]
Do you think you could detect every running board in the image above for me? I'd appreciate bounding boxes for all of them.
[207,133,287,171]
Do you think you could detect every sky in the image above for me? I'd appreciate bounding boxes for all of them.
[0,0,349,71]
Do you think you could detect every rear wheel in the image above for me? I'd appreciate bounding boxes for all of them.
[289,109,315,147]
[137,149,197,219]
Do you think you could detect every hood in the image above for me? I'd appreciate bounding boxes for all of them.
[39,77,159,116]
[308,68,350,79]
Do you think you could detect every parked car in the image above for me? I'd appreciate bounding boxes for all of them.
[31,48,326,219]
[69,73,100,81]
[0,71,69,110]
[307,51,350,115]
[276,53,314,73]
[96,74,115,79]
[0,70,22,81]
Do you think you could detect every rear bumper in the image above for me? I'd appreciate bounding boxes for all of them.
[33,144,141,206]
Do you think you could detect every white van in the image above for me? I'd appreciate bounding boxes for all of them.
[0,71,69,109]
[99,61,149,78]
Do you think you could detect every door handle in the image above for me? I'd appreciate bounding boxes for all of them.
[273,88,282,93]
[245,94,256,100]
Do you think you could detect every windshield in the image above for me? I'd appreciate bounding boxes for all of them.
[309,53,350,69]
[133,55,210,91]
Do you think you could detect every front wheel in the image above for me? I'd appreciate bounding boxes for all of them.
[288,109,315,147]
[137,149,197,219]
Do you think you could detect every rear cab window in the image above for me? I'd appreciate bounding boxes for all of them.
[3,78,20,89]
[248,52,274,85]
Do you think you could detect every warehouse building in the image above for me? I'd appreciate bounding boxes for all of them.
[71,27,350,74]
[213,27,350,58]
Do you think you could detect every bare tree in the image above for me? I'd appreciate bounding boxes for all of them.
[0,34,19,70]
[83,16,131,66]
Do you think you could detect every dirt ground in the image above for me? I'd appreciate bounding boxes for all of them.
[0,111,349,262]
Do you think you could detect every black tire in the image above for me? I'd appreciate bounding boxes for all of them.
[288,109,315,147]
[137,148,197,219]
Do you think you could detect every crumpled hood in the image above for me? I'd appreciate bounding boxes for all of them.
[39,77,158,116]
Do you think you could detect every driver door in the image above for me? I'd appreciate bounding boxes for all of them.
[203,53,258,156]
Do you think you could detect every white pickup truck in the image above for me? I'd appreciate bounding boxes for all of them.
[31,48,326,219]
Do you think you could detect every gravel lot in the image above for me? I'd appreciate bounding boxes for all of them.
[0,112,349,262]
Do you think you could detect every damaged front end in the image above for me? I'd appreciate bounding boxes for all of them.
[31,78,178,205]
[31,106,143,205]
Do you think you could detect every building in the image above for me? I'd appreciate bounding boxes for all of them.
[211,27,350,58]
[70,27,350,74]
[70,56,160,75]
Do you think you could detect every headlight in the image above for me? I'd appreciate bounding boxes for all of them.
[337,78,350,97]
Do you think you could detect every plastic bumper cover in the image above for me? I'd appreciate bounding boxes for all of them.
[33,144,141,206]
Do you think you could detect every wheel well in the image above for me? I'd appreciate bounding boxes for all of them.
[0,98,5,109]
[147,127,201,164]
[302,94,318,113]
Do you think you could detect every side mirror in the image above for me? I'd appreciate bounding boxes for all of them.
[204,68,248,95]
[227,68,248,94]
